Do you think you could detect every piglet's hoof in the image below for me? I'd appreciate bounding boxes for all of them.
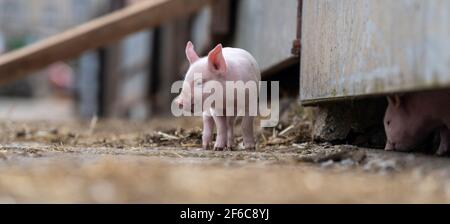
[203,145,212,151]
[225,146,235,151]
[435,148,448,156]
[245,147,256,151]
[214,147,225,151]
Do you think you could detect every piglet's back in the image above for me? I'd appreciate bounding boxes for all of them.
[408,90,450,122]
[222,48,261,82]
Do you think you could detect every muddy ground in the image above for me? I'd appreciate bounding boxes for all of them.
[1,104,450,203]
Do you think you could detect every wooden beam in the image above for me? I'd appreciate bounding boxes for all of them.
[0,0,210,85]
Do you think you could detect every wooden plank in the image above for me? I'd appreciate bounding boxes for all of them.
[0,0,210,85]
[300,0,450,104]
[152,17,190,115]
[210,0,231,37]
[100,0,126,118]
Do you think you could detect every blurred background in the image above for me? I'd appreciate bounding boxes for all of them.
[0,0,300,122]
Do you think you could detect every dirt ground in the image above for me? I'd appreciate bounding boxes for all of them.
[1,104,450,203]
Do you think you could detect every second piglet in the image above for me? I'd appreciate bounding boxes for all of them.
[175,42,261,151]
[384,90,450,155]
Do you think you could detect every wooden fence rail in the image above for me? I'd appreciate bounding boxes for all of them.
[0,0,210,85]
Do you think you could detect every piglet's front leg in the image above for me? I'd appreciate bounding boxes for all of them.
[202,113,215,150]
[226,117,236,151]
[436,127,450,156]
[212,115,227,151]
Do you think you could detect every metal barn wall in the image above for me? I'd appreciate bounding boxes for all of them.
[300,0,450,104]
[233,0,298,71]
[187,0,299,73]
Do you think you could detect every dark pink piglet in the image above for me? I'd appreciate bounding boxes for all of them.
[384,90,450,155]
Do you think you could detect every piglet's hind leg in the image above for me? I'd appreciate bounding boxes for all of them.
[436,127,450,156]
[241,116,256,151]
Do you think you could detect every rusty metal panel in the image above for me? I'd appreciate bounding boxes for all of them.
[300,0,450,104]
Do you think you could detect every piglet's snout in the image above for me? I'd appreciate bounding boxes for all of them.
[175,98,184,109]
[175,97,196,113]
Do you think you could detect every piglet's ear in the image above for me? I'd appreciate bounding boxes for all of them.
[185,41,199,64]
[207,44,227,74]
[387,95,401,108]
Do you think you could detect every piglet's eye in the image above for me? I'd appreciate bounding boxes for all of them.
[387,121,391,125]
